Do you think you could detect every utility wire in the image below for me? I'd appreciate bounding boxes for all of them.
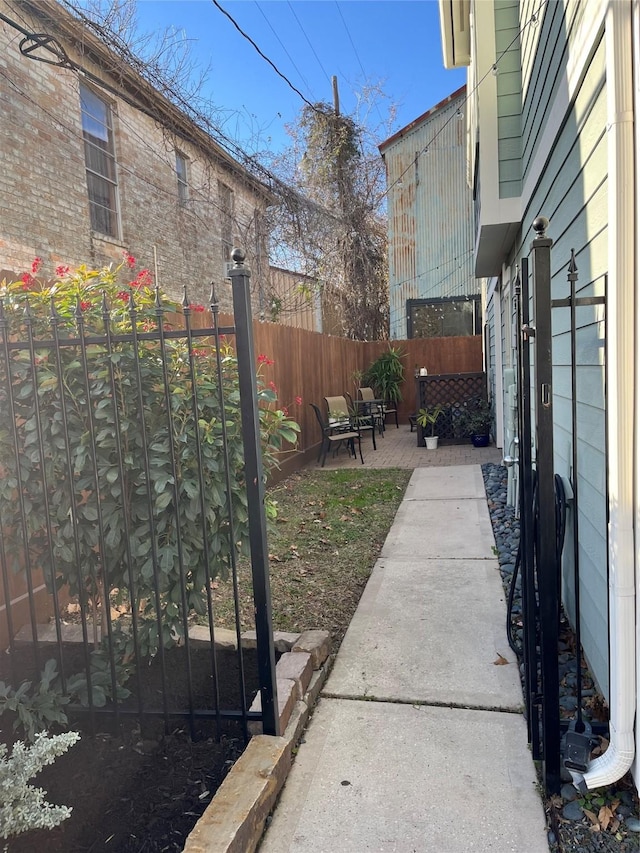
[333,2,385,126]
[254,1,316,102]
[31,0,343,225]
[286,1,331,87]
[377,0,549,206]
[211,0,324,116]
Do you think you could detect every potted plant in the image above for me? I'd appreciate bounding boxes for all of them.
[417,404,444,449]
[459,399,493,447]
[363,346,405,405]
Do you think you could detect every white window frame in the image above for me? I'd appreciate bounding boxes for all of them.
[176,151,189,205]
[80,82,120,239]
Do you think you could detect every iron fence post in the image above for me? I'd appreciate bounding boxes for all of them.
[228,248,280,737]
[531,216,561,793]
[516,258,540,757]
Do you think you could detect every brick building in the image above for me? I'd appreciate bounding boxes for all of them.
[0,0,275,311]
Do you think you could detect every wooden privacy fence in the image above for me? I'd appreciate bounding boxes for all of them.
[193,312,483,477]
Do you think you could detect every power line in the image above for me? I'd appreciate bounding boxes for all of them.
[286,1,331,87]
[377,0,549,206]
[210,0,324,116]
[254,1,316,102]
[333,2,385,126]
[35,0,343,228]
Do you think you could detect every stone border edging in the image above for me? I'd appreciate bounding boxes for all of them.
[183,630,333,853]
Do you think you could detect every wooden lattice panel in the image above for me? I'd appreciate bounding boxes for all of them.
[415,373,486,443]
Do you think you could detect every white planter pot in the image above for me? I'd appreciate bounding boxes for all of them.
[424,436,439,450]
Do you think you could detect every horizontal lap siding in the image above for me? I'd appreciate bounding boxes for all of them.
[521,0,585,183]
[495,0,522,197]
[520,36,609,697]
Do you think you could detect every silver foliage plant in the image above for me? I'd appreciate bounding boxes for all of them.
[0,731,80,842]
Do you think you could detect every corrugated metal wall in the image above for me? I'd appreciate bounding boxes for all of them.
[384,90,477,339]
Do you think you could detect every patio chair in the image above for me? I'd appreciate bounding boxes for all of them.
[344,391,379,450]
[310,402,364,467]
[325,394,376,452]
[358,387,393,433]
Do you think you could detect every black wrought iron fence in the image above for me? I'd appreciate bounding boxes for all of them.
[0,253,280,741]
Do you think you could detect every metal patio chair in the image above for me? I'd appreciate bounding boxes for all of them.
[309,402,364,467]
[345,390,379,448]
[357,387,390,433]
[325,394,376,451]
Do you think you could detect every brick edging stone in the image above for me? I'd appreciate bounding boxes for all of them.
[183,630,333,853]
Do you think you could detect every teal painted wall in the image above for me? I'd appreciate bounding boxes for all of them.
[494,0,522,198]
[517,30,609,696]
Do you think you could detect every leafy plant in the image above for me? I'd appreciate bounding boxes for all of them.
[0,257,300,693]
[0,661,69,742]
[363,346,405,403]
[458,398,493,437]
[0,730,80,841]
[416,405,444,437]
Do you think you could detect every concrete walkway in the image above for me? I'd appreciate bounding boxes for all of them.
[260,464,549,853]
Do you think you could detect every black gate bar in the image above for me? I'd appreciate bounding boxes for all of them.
[530,216,561,793]
[229,248,279,737]
[516,257,540,758]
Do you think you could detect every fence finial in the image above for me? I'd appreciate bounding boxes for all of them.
[567,249,578,282]
[533,216,549,237]
[209,282,218,313]
[231,247,245,266]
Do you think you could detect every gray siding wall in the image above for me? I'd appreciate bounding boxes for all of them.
[516,34,609,696]
[495,0,522,197]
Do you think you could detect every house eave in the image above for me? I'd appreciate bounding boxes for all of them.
[474,220,520,278]
[438,0,472,69]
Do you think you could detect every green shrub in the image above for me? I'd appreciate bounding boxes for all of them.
[0,257,299,671]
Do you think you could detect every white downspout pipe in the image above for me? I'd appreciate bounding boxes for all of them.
[579,0,637,791]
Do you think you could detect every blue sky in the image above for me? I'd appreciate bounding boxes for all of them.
[135,0,466,154]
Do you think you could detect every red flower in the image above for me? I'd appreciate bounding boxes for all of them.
[192,348,209,358]
[268,381,277,393]
[189,303,206,312]
[80,300,92,311]
[123,252,136,269]
[31,257,42,274]
[132,269,152,288]
[20,272,33,291]
[295,396,303,406]
[282,406,289,416]
[55,265,70,278]
[116,290,130,302]
[257,354,275,366]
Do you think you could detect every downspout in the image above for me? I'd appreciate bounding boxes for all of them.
[577,0,637,791]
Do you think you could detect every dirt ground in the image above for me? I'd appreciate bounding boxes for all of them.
[3,646,259,853]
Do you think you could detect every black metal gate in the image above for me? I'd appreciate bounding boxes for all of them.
[0,249,279,741]
[514,218,607,793]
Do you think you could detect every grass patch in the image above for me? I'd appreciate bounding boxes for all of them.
[210,468,411,650]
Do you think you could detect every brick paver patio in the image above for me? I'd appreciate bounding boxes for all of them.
[311,422,503,469]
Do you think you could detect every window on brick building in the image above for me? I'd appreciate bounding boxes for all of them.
[176,152,189,204]
[218,181,234,261]
[80,83,119,238]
